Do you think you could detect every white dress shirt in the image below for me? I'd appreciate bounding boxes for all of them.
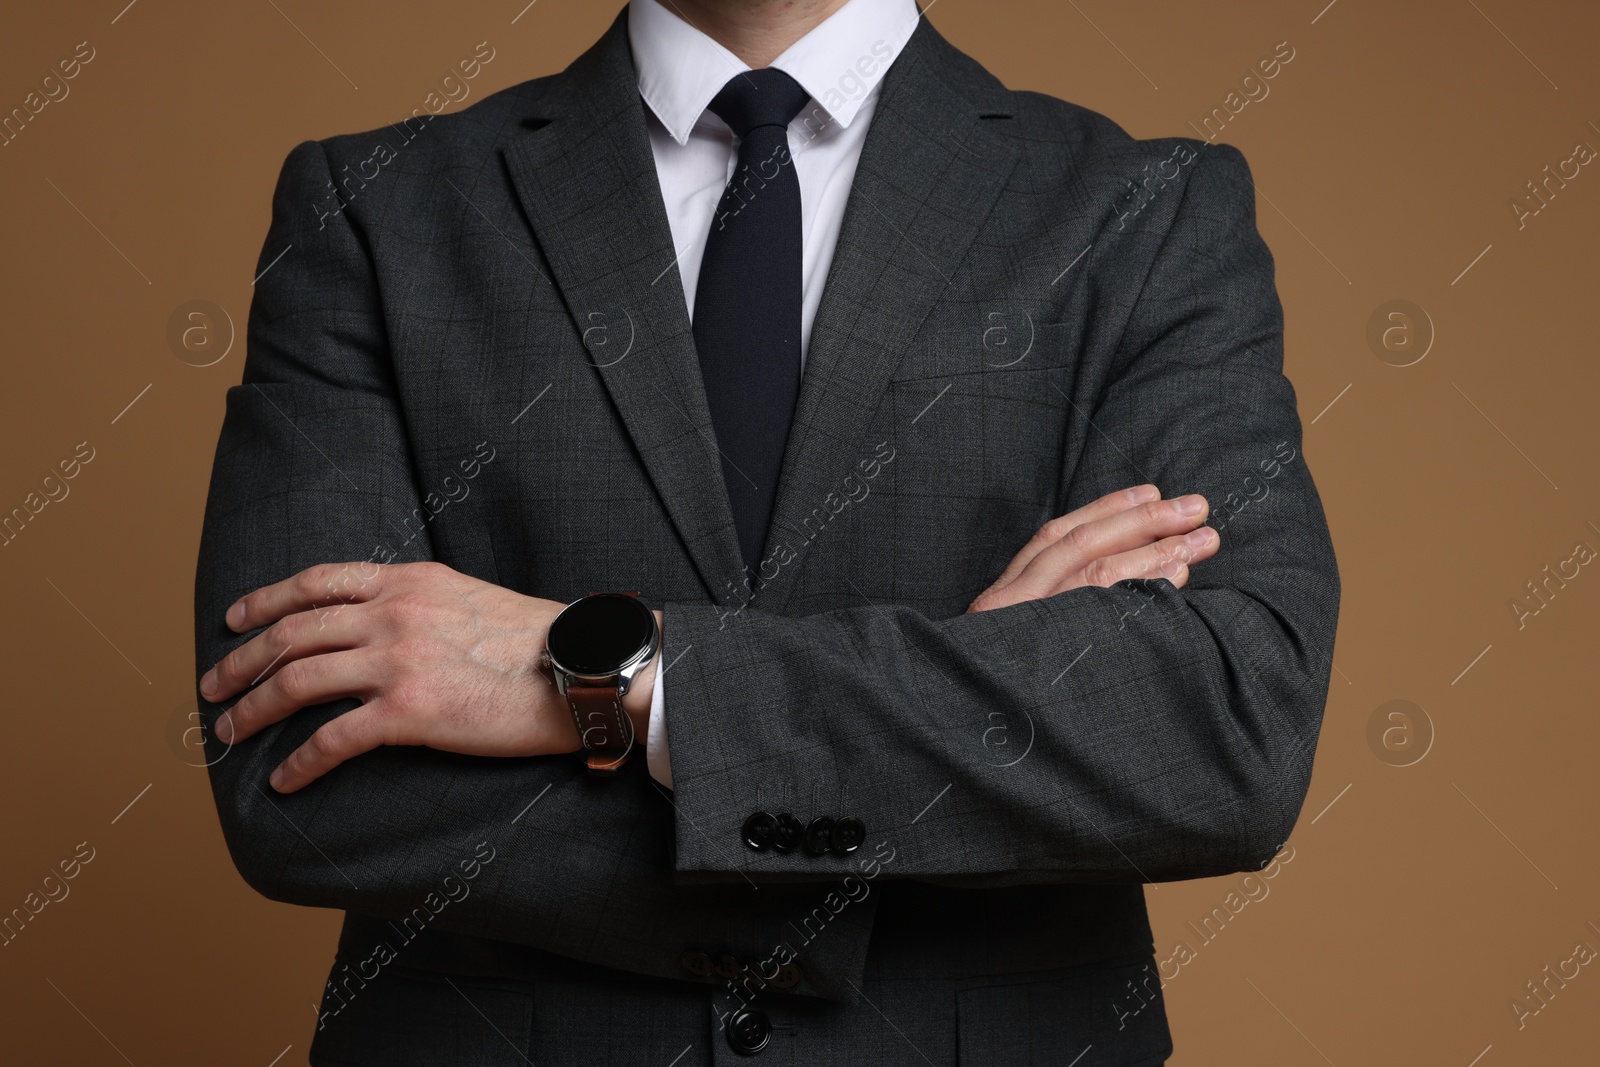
[629,0,922,788]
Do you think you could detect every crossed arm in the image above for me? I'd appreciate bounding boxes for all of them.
[195,138,1337,962]
[201,484,1219,794]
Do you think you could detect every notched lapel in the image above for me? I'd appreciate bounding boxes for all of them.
[497,13,1019,615]
[755,18,1021,613]
[499,11,748,603]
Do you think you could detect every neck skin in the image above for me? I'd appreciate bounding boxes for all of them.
[664,0,855,67]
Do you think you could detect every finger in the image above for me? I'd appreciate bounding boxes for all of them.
[1060,525,1220,593]
[215,648,379,746]
[1028,492,1208,587]
[269,705,396,793]
[227,561,391,633]
[978,484,1160,601]
[974,493,1209,611]
[203,602,373,702]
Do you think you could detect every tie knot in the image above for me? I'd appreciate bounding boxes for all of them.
[707,67,812,140]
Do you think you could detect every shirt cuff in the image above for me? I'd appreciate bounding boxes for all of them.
[645,657,672,788]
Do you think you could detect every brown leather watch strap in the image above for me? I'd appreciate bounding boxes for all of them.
[568,684,632,775]
[555,591,648,776]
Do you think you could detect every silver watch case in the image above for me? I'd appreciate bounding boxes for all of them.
[538,596,660,709]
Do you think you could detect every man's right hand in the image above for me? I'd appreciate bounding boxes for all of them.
[967,484,1218,613]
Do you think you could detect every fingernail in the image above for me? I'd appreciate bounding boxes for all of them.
[1186,526,1216,547]
[1133,484,1160,502]
[214,712,233,743]
[227,602,246,630]
[1178,494,1205,515]
[269,766,285,791]
[200,668,218,697]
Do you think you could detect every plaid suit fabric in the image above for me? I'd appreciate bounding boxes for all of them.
[194,8,1336,1065]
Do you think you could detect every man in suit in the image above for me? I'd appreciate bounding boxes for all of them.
[194,0,1339,1063]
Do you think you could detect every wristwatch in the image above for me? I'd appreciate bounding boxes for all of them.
[540,591,660,776]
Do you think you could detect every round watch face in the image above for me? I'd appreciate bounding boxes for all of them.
[547,593,655,676]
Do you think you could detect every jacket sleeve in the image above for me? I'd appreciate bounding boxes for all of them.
[194,140,848,992]
[659,142,1341,888]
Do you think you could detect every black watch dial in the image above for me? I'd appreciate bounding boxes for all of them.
[547,593,655,676]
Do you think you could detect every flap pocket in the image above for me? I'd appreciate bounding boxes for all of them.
[310,965,533,1067]
[957,956,1171,1066]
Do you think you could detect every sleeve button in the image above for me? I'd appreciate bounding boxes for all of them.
[830,816,865,854]
[742,811,778,851]
[772,813,804,853]
[770,962,803,990]
[803,816,835,855]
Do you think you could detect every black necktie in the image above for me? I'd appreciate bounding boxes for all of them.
[692,68,812,580]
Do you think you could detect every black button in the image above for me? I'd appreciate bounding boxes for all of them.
[831,816,865,854]
[803,816,835,855]
[770,962,802,990]
[772,813,804,853]
[742,812,777,851]
[727,1009,771,1055]
[680,950,712,977]
[714,953,743,980]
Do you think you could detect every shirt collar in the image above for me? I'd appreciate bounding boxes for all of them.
[629,0,922,146]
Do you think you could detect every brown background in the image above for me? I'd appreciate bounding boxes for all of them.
[2,0,1596,1063]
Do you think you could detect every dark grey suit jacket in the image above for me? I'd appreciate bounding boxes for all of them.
[194,7,1339,1066]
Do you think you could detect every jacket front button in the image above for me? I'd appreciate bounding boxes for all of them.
[742,812,777,851]
[727,1008,772,1054]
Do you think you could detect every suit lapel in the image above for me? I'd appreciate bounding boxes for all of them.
[501,10,1019,612]
[501,10,749,603]
[756,18,1019,613]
